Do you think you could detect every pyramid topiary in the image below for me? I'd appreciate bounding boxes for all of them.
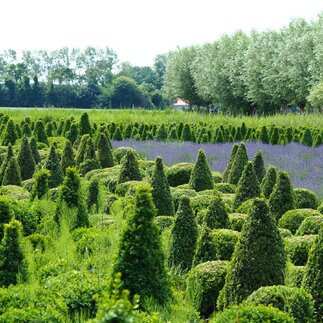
[45,145,63,188]
[169,196,198,271]
[2,157,21,186]
[270,127,280,145]
[17,137,35,180]
[87,178,99,212]
[21,122,32,137]
[261,165,277,199]
[111,186,171,306]
[30,169,50,200]
[60,140,75,175]
[204,195,229,229]
[189,149,214,192]
[193,226,217,266]
[112,127,123,141]
[222,144,239,183]
[300,128,313,147]
[259,126,269,144]
[155,124,168,141]
[252,150,266,183]
[1,119,17,146]
[75,134,90,166]
[118,150,142,184]
[0,144,14,184]
[33,120,48,145]
[181,123,193,141]
[79,137,100,176]
[79,112,91,136]
[97,133,114,168]
[228,142,248,185]
[29,137,41,164]
[218,198,286,309]
[269,170,295,221]
[66,122,79,145]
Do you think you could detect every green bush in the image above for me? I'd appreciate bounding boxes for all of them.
[166,162,194,187]
[118,150,142,184]
[279,228,293,238]
[0,144,14,184]
[171,188,197,212]
[285,264,306,288]
[87,178,99,212]
[318,202,323,214]
[212,304,293,323]
[33,120,48,145]
[222,143,239,183]
[17,136,35,180]
[45,145,63,188]
[252,150,266,183]
[204,195,229,229]
[300,128,313,147]
[294,188,320,209]
[228,213,247,232]
[236,198,257,214]
[2,119,18,146]
[60,140,75,174]
[296,216,323,236]
[278,209,321,234]
[190,194,214,215]
[246,285,314,323]
[186,260,227,318]
[78,112,92,136]
[214,183,236,194]
[260,165,277,199]
[97,133,114,168]
[115,180,142,197]
[25,233,53,252]
[193,226,217,266]
[285,235,317,266]
[211,229,239,261]
[30,136,41,164]
[154,216,175,233]
[2,156,22,186]
[228,142,248,185]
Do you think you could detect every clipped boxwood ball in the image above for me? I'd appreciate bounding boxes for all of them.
[166,163,194,187]
[285,264,306,288]
[296,216,323,236]
[214,183,236,194]
[294,188,320,209]
[228,213,247,232]
[211,229,239,260]
[112,147,139,164]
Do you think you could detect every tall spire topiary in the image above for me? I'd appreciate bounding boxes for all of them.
[17,136,35,180]
[45,145,63,188]
[181,123,192,141]
[204,195,229,229]
[2,157,22,186]
[33,120,48,145]
[29,136,41,164]
[0,219,27,287]
[261,165,277,199]
[218,198,286,309]
[252,150,266,183]
[30,169,50,200]
[0,144,14,184]
[75,134,89,166]
[1,119,17,146]
[222,143,239,183]
[60,140,75,175]
[111,185,171,306]
[97,133,114,168]
[21,122,32,137]
[300,128,313,147]
[169,196,198,271]
[259,125,269,144]
[87,178,99,212]
[150,156,174,216]
[233,161,261,210]
[79,112,91,136]
[118,150,142,184]
[79,137,100,176]
[269,170,295,221]
[189,149,214,192]
[66,122,79,145]
[228,142,248,185]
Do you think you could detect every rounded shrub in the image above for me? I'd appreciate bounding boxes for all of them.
[294,188,320,209]
[211,229,239,261]
[228,213,247,232]
[166,162,194,187]
[30,169,50,200]
[187,260,227,318]
[171,188,197,212]
[214,183,236,194]
[296,216,323,236]
[318,202,323,214]
[245,285,314,323]
[284,235,317,266]
[278,209,321,234]
[279,228,293,238]
[190,194,214,215]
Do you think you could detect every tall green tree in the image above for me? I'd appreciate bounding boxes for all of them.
[17,136,35,180]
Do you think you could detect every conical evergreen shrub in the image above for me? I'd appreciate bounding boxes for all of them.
[261,165,277,199]
[33,120,48,145]
[97,133,114,168]
[79,112,91,136]
[21,123,32,137]
[60,140,75,174]
[150,157,174,216]
[252,150,266,183]
[259,126,269,144]
[45,122,54,137]
[300,128,313,147]
[30,169,50,200]
[87,178,99,212]
[75,134,90,166]
[204,195,229,229]
[113,127,123,141]
[167,127,178,141]
[181,123,192,141]
[29,137,41,164]
[2,157,22,186]
[0,144,14,184]
[79,137,100,176]
[228,142,248,185]
[218,198,286,309]
[233,161,261,210]
[302,228,323,321]
[270,127,279,145]
[45,145,63,188]
[156,124,168,141]
[169,196,198,271]
[313,134,322,147]
[222,144,239,183]
[269,170,295,221]
[123,124,132,139]
[190,149,214,192]
[118,150,142,184]
[0,196,13,240]
[111,185,171,306]
[1,119,17,146]
[0,219,27,287]
[66,122,79,145]
[17,137,35,180]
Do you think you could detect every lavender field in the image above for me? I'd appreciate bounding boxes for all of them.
[113,140,323,199]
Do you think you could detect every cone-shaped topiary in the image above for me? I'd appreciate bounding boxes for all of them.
[228,142,248,185]
[156,124,168,141]
[45,122,54,137]
[269,170,295,221]
[169,196,198,271]
[0,196,13,240]
[270,127,280,145]
[21,122,32,137]
[29,137,41,164]
[300,128,313,147]
[0,219,27,287]
[2,157,21,186]
[181,123,193,141]
[261,165,277,199]
[55,167,89,229]
[190,149,214,192]
[150,157,174,216]
[313,134,322,147]
[204,195,229,229]
[252,150,266,183]
[112,127,123,141]
[233,161,261,210]
[0,144,14,184]
[79,112,91,136]
[66,122,79,145]
[167,127,178,141]
[45,145,63,188]
[30,169,50,200]
[111,185,171,306]
[97,133,114,168]
[222,144,239,183]
[302,228,323,321]
[218,198,286,309]
[87,178,99,212]
[79,137,100,176]
[118,150,142,184]
[75,134,89,166]
[17,137,35,181]
[1,119,17,146]
[33,120,48,145]
[193,225,217,266]
[60,140,75,175]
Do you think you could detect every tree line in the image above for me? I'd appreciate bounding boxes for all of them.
[164,14,323,114]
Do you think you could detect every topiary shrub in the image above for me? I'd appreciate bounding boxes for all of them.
[300,128,313,147]
[87,178,99,212]
[33,120,48,145]
[269,170,295,221]
[212,304,293,323]
[189,149,214,192]
[1,119,17,146]
[45,145,63,188]
[17,136,35,181]
[236,198,257,214]
[154,216,175,233]
[190,194,214,215]
[318,202,323,214]
[228,142,248,185]
[150,157,174,216]
[111,186,171,306]
[252,150,266,183]
[187,260,227,318]
[60,140,75,175]
[2,156,22,186]
[214,183,236,194]
[79,112,91,136]
[181,123,193,141]
[211,229,239,261]
[279,228,293,238]
[285,264,306,288]
[259,125,270,144]
[222,144,239,183]
[29,136,41,164]
[166,162,194,187]
[171,188,197,212]
[115,180,142,197]
[218,198,286,309]
[302,228,323,320]
[212,172,223,183]
[203,195,229,229]
[97,133,114,168]
[245,285,314,323]
[228,213,247,232]
[296,216,323,236]
[284,235,317,266]
[30,169,50,200]
[294,188,320,209]
[169,196,198,271]
[260,165,277,199]
[118,150,142,184]
[278,209,321,234]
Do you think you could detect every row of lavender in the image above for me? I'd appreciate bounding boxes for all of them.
[112,140,323,199]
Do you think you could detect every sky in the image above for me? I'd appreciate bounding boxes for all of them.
[1,0,322,66]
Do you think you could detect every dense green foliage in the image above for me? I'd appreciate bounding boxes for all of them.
[118,150,142,184]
